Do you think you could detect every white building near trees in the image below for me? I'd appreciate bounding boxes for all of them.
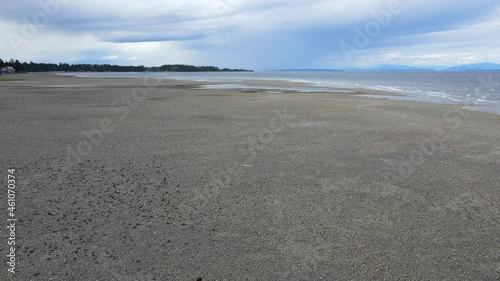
[0,66,15,74]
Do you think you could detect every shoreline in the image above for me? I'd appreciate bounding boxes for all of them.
[13,72,500,115]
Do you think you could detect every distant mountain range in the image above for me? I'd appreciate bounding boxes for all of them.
[443,63,500,71]
[347,64,435,72]
[358,63,500,72]
[271,63,500,72]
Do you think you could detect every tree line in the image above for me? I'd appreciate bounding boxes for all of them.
[0,59,252,73]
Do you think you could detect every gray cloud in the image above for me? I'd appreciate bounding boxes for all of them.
[1,0,499,68]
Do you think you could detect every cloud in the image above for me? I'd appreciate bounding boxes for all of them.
[1,0,499,68]
[101,55,118,60]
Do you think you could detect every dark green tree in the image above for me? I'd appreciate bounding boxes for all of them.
[14,60,24,73]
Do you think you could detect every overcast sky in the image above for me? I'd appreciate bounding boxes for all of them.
[1,0,500,69]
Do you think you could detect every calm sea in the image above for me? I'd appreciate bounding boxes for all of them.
[61,71,500,114]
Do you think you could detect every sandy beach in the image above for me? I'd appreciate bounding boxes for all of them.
[1,73,499,280]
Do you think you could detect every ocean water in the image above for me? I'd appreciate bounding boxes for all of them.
[61,71,500,114]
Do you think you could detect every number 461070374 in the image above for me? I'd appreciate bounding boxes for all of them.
[8,169,15,188]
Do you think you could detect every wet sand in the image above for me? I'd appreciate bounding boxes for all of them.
[1,74,499,280]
